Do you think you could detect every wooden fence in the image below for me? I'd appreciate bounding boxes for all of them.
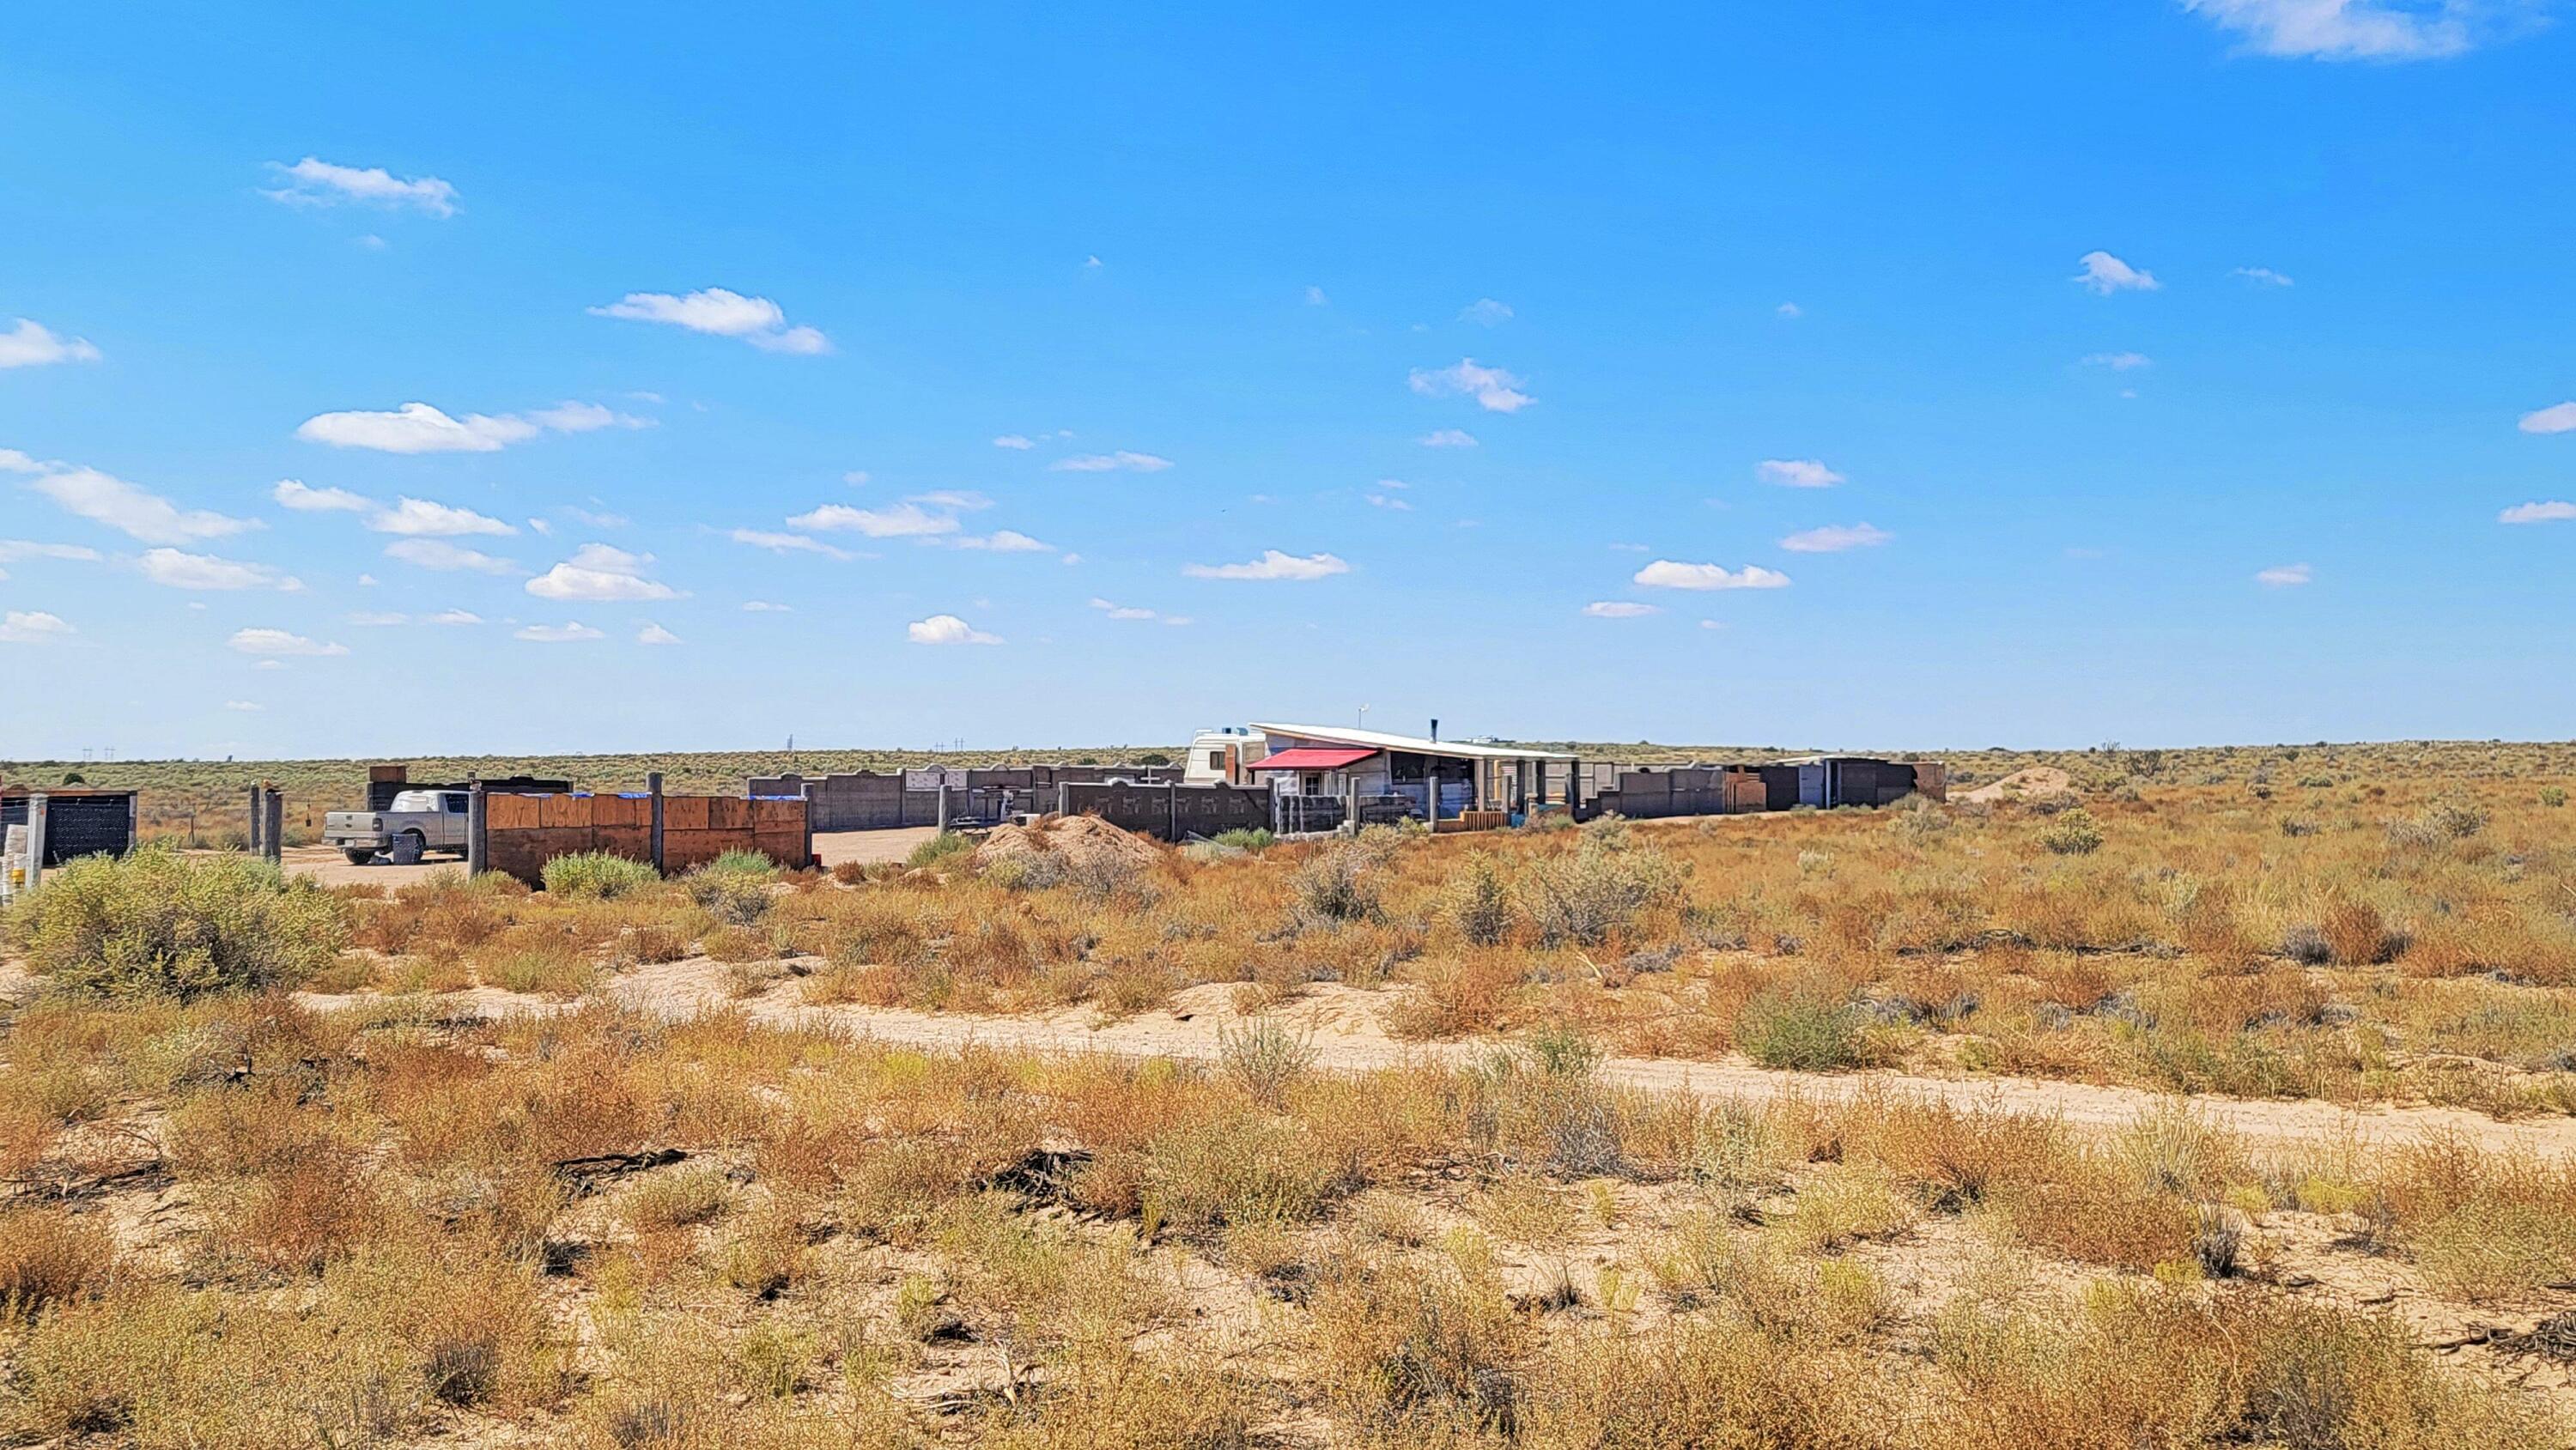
[479,790,811,884]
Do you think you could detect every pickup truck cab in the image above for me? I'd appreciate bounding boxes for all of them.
[322,789,471,865]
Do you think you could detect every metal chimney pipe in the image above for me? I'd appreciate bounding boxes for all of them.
[1430,718,1439,742]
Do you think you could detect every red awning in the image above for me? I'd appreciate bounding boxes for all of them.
[1248,746,1378,772]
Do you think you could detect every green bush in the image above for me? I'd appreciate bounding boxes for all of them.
[539,851,660,898]
[907,832,973,869]
[1520,825,1686,947]
[7,847,349,999]
[687,864,773,926]
[1738,986,1872,1071]
[1211,828,1275,852]
[705,848,775,876]
[2038,809,2105,855]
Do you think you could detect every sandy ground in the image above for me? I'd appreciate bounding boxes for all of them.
[9,943,2574,1156]
[290,957,2576,1157]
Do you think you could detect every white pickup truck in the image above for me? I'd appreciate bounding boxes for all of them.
[322,789,471,865]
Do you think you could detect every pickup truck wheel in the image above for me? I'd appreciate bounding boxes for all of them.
[343,848,377,866]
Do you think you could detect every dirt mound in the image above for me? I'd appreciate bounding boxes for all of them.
[972,814,1163,875]
[1960,766,2075,804]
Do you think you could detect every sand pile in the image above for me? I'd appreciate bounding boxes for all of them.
[1960,767,2075,804]
[972,814,1163,874]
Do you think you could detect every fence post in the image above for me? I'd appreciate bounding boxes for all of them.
[246,784,264,857]
[263,787,283,865]
[465,784,487,877]
[647,772,665,875]
[1346,778,1360,836]
[936,784,951,832]
[1055,783,1068,817]
[1167,780,1180,841]
[24,792,47,895]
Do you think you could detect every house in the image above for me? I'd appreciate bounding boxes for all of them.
[1241,721,1579,822]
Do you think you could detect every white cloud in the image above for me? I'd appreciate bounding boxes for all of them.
[1090,598,1156,621]
[272,479,371,513]
[993,434,1036,450]
[1634,561,1794,592]
[908,489,993,512]
[383,538,517,573]
[1183,549,1351,581]
[515,622,605,642]
[788,501,959,537]
[1049,451,1174,473]
[0,539,101,564]
[637,622,682,646]
[17,459,259,543]
[1698,619,1725,630]
[2256,562,2314,586]
[137,548,303,591]
[2518,401,2576,434]
[742,600,792,612]
[228,627,348,657]
[2233,265,2296,286]
[348,611,410,626]
[525,543,680,602]
[730,528,854,560]
[223,700,262,712]
[1408,358,1534,413]
[1780,523,1893,553]
[589,287,829,354]
[955,530,1054,552]
[908,614,1001,646]
[2181,0,2480,60]
[525,400,650,434]
[2499,501,2576,524]
[1419,428,1479,448]
[265,156,458,215]
[428,609,483,625]
[1460,298,1514,326]
[0,319,101,368]
[1582,601,1659,618]
[1757,458,1846,488]
[296,402,541,453]
[367,497,515,537]
[1304,285,1329,306]
[0,610,73,644]
[1366,493,1413,511]
[2074,251,2160,294]
[841,470,872,488]
[2081,351,2154,371]
[1776,302,1803,319]
[1084,255,1103,270]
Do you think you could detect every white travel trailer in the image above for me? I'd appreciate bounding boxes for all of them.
[1183,725,1271,785]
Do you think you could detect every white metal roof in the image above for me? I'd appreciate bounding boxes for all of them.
[1249,722,1578,761]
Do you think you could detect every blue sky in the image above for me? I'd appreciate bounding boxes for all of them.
[3,2,2573,758]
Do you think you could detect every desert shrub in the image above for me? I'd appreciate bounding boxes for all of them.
[2542,786,2568,808]
[908,831,973,869]
[1310,1234,1528,1434]
[9,846,348,999]
[1738,983,1879,1071]
[1453,856,1516,946]
[687,865,772,926]
[1290,834,1395,926]
[0,1205,114,1318]
[705,848,775,876]
[540,851,659,899]
[1212,828,1275,851]
[2038,809,2105,855]
[1219,1016,1316,1107]
[1519,828,1685,948]
[625,1166,732,1231]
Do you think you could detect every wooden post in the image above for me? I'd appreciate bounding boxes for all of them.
[125,793,139,858]
[1167,780,1180,841]
[263,788,283,865]
[1346,777,1360,836]
[246,784,264,857]
[24,792,46,895]
[647,772,666,875]
[936,783,951,832]
[1055,782,1069,817]
[465,784,487,877]
[1568,757,1583,820]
